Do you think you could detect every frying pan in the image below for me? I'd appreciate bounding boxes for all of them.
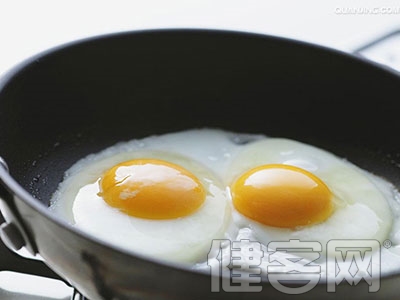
[0,29,400,299]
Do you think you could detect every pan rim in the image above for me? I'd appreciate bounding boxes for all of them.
[1,27,400,283]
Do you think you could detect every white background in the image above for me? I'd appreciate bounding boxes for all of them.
[1,0,400,75]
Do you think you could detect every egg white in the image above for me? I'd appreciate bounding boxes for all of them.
[49,129,400,276]
[226,138,394,252]
[50,148,232,264]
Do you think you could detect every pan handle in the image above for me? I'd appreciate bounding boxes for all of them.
[353,29,400,72]
[0,156,72,285]
[0,229,70,282]
[0,156,37,254]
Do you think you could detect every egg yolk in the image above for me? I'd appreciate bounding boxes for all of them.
[99,159,206,219]
[231,164,333,228]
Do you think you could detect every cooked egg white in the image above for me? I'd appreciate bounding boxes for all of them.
[226,138,393,251]
[50,149,232,264]
[49,129,400,276]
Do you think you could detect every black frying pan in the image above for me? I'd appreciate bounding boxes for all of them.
[0,29,400,299]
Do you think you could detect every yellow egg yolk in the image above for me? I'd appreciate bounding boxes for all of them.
[99,159,206,219]
[231,164,333,228]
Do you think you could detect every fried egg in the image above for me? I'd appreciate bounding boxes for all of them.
[225,138,394,254]
[50,147,231,264]
[49,129,400,272]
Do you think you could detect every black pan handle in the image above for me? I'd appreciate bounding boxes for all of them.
[353,29,400,72]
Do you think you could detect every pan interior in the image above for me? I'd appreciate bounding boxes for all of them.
[0,30,399,207]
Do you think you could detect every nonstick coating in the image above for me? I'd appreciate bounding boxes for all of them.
[1,29,400,204]
[0,29,400,299]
